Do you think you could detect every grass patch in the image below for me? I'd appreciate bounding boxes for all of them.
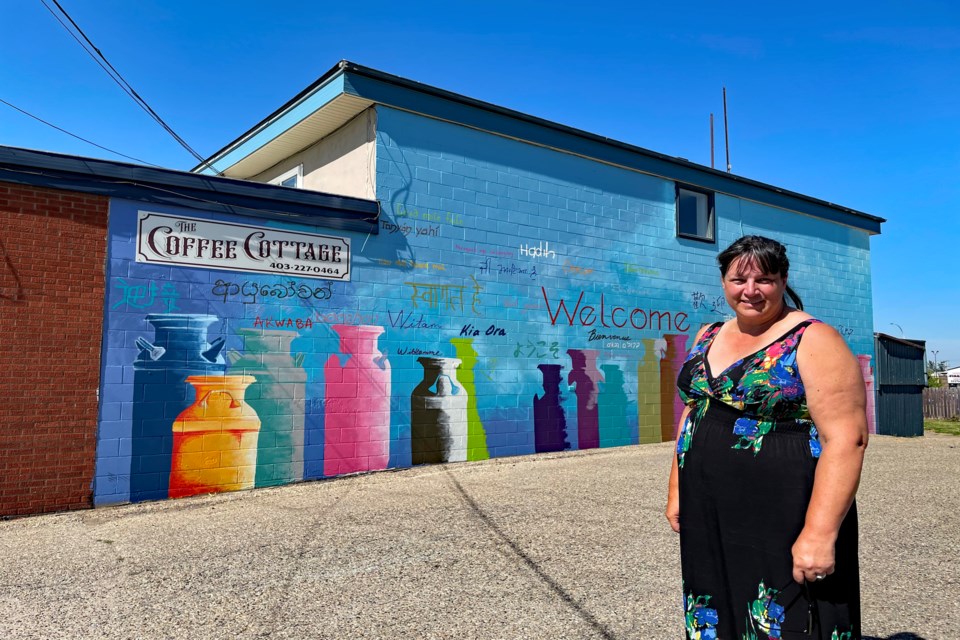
[924,420,960,436]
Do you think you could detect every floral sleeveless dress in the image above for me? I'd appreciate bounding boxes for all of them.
[676,320,860,640]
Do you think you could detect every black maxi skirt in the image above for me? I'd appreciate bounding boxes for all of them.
[679,401,861,640]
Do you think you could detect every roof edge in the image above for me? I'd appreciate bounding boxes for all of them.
[339,62,884,231]
[2,145,379,234]
[195,60,884,233]
[193,60,350,174]
[874,332,926,350]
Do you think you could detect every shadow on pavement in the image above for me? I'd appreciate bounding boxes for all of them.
[447,470,934,640]
[447,471,619,640]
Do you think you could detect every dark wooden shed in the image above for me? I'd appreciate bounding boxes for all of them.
[873,333,926,437]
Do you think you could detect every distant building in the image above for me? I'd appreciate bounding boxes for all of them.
[944,366,960,387]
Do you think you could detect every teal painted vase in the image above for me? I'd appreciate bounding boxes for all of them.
[598,364,630,448]
[229,328,306,487]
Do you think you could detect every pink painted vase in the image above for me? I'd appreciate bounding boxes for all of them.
[323,325,391,476]
[659,334,689,442]
[567,348,603,450]
[858,354,877,435]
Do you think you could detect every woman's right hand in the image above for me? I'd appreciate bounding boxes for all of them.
[666,487,680,533]
[666,452,681,533]
[666,405,691,534]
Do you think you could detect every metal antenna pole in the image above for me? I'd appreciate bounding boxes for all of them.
[710,113,715,169]
[723,87,731,172]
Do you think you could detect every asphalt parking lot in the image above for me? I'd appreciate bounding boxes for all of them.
[1,433,957,639]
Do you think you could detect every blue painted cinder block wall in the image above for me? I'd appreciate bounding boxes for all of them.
[92,106,875,505]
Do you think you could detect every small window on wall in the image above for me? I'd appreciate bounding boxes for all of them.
[676,184,715,242]
[271,165,302,188]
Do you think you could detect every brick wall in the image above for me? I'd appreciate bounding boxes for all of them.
[0,182,108,517]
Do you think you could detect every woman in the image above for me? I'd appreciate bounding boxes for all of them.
[666,236,868,640]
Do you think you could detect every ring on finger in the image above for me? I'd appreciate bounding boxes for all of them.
[814,574,826,581]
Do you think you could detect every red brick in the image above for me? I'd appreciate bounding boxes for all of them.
[0,181,107,517]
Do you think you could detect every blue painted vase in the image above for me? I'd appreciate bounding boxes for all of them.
[129,313,225,502]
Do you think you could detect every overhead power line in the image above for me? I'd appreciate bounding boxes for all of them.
[0,97,159,166]
[38,0,220,173]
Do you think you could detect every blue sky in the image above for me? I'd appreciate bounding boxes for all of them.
[2,1,957,365]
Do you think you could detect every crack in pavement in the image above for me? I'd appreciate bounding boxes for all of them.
[260,485,355,637]
[446,471,619,640]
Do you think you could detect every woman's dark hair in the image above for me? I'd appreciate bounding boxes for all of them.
[717,235,804,310]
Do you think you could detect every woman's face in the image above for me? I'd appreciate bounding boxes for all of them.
[722,256,787,321]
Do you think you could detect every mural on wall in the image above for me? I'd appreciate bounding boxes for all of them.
[637,337,664,445]
[567,348,602,450]
[411,357,468,463]
[323,324,391,476]
[229,329,306,488]
[169,375,260,498]
[93,117,878,506]
[659,335,689,443]
[129,314,226,502]
[598,364,632,448]
[533,364,569,453]
[449,338,490,461]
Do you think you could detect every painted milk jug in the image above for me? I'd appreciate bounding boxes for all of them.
[169,375,260,498]
[636,338,663,444]
[229,328,307,487]
[598,364,630,448]
[411,357,468,464]
[450,337,489,461]
[659,334,688,442]
[567,348,603,450]
[131,313,226,502]
[534,364,569,453]
[323,325,391,476]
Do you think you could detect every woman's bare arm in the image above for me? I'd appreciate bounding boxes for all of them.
[665,405,691,533]
[665,323,714,533]
[792,322,869,582]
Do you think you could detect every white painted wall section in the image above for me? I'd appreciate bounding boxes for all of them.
[251,108,377,200]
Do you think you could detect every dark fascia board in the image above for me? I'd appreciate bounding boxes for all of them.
[874,332,926,351]
[194,61,352,173]
[336,62,883,234]
[1,145,379,234]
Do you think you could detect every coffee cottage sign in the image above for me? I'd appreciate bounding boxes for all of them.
[136,212,351,280]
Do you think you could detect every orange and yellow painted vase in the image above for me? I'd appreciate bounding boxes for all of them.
[169,375,261,498]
